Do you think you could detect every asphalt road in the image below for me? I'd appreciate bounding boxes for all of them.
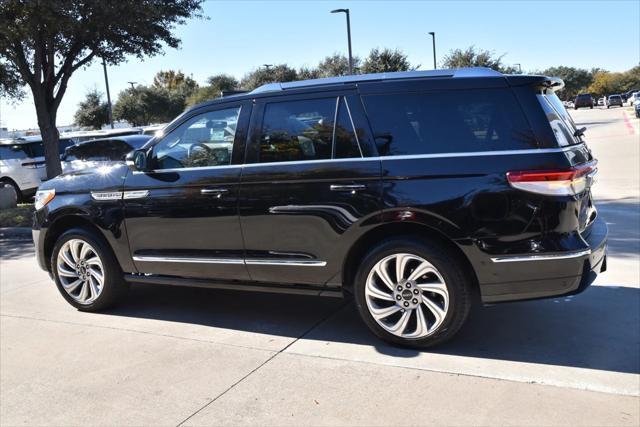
[1,106,639,426]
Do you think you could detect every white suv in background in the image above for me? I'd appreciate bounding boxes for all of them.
[0,137,75,200]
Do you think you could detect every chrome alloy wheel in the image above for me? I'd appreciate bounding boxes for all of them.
[364,253,449,338]
[56,239,105,305]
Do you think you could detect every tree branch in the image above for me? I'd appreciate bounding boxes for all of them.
[53,51,96,111]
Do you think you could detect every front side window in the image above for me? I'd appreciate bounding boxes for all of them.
[259,98,336,163]
[152,107,241,169]
[363,89,535,156]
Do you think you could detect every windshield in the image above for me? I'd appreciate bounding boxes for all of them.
[537,91,583,147]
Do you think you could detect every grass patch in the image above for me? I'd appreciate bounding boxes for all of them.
[0,203,34,227]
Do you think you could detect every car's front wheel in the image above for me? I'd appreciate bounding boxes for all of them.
[51,228,128,311]
[353,238,473,348]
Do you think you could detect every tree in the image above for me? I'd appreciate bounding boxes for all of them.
[0,60,24,99]
[441,46,517,74]
[186,74,238,106]
[361,48,412,74]
[542,66,593,100]
[113,85,185,126]
[153,69,198,94]
[587,67,640,98]
[316,53,361,77]
[73,89,110,129]
[240,64,298,90]
[0,0,203,178]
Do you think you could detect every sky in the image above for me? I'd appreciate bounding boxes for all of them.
[1,0,639,131]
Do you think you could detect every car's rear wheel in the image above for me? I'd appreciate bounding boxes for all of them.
[51,228,128,311]
[353,238,473,348]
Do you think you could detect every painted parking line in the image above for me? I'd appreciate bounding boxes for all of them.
[622,110,637,135]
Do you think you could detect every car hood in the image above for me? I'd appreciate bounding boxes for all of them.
[38,163,129,193]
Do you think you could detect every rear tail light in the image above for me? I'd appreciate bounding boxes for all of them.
[506,162,597,196]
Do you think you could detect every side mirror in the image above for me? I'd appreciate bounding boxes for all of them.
[126,149,148,172]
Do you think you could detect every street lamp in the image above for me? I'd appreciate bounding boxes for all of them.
[514,63,522,74]
[127,81,137,89]
[331,8,353,75]
[101,59,114,129]
[428,32,436,69]
[262,64,273,70]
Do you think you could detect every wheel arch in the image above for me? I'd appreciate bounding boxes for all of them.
[341,221,479,299]
[43,214,106,272]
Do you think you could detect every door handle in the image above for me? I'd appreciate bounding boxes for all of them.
[200,188,229,197]
[330,184,366,192]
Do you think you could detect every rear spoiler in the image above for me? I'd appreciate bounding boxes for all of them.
[505,75,565,92]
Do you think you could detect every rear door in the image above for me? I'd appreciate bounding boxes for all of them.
[239,92,381,286]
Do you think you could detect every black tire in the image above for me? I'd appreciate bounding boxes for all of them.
[51,227,128,311]
[0,179,22,202]
[353,237,473,348]
[590,105,593,109]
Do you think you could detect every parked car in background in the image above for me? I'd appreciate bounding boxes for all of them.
[574,93,594,109]
[627,92,639,106]
[606,94,623,108]
[60,127,143,143]
[33,69,607,348]
[0,136,75,200]
[140,124,168,136]
[622,89,639,103]
[61,135,152,174]
[634,99,640,118]
[597,97,606,106]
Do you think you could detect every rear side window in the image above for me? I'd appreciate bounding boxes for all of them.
[537,92,581,146]
[256,97,364,164]
[0,145,29,160]
[362,88,534,156]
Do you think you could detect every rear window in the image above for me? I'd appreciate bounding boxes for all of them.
[537,92,582,147]
[362,88,535,156]
[0,144,29,160]
[65,140,133,162]
[576,94,591,99]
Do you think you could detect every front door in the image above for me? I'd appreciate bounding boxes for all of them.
[124,101,251,280]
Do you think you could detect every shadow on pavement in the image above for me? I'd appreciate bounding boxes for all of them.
[594,197,640,259]
[105,280,639,375]
[0,239,35,261]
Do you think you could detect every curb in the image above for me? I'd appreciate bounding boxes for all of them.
[0,227,32,240]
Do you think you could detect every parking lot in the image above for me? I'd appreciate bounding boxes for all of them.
[1,106,638,426]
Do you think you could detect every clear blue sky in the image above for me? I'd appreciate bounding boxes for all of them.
[1,0,639,131]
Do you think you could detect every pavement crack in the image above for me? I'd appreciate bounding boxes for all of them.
[174,300,349,427]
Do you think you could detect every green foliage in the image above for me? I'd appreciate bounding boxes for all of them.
[587,67,640,98]
[541,66,593,100]
[153,70,198,93]
[0,60,24,100]
[240,64,299,90]
[114,86,184,126]
[0,204,34,227]
[186,74,239,106]
[0,0,203,178]
[73,89,110,130]
[441,46,517,74]
[315,53,361,77]
[360,48,412,74]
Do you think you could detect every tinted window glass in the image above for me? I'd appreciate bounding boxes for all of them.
[0,145,30,160]
[537,94,580,147]
[65,140,133,162]
[259,98,335,163]
[334,98,363,158]
[363,89,534,156]
[153,107,240,170]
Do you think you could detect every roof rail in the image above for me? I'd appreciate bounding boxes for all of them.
[221,89,249,97]
[250,67,503,95]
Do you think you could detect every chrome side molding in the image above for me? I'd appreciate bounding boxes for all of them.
[133,255,326,267]
[490,249,591,263]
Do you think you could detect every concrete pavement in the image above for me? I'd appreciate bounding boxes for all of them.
[1,106,638,426]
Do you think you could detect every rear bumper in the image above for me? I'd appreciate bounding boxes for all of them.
[478,216,608,303]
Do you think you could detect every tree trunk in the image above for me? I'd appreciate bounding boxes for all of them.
[34,99,62,179]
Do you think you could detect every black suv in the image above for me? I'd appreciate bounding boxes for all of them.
[33,68,607,348]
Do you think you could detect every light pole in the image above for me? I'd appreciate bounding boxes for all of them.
[262,64,273,70]
[331,8,353,74]
[428,32,436,69]
[514,63,522,74]
[127,81,137,89]
[101,59,114,129]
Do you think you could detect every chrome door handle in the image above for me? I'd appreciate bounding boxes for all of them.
[200,188,229,197]
[330,184,366,192]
